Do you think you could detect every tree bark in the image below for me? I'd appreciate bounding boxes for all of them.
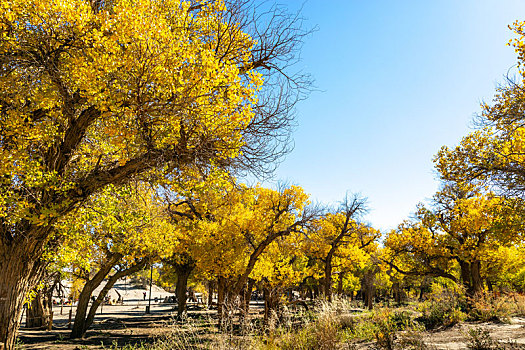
[459,260,483,297]
[244,279,255,313]
[25,289,51,329]
[174,261,195,320]
[324,253,334,301]
[207,280,214,308]
[217,275,226,328]
[26,273,59,329]
[470,260,483,295]
[337,271,344,295]
[70,253,123,339]
[263,286,270,323]
[362,270,375,310]
[0,242,47,350]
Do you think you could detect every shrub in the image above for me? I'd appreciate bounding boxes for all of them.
[509,293,525,317]
[465,327,504,350]
[468,292,512,323]
[397,328,437,350]
[372,309,398,350]
[417,284,466,330]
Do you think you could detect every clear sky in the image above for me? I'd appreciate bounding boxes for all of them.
[263,0,525,231]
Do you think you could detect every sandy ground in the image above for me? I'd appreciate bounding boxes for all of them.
[422,317,525,349]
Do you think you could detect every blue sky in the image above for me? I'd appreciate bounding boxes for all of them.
[264,1,525,231]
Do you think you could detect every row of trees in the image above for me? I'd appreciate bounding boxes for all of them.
[37,167,525,337]
[37,175,379,337]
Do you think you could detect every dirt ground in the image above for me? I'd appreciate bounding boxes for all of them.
[421,317,525,349]
[15,303,525,349]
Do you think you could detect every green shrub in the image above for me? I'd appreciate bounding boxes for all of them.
[417,284,466,330]
[465,327,504,350]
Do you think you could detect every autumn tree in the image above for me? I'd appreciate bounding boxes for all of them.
[0,0,310,347]
[167,182,318,325]
[306,194,377,301]
[249,230,311,321]
[385,183,522,296]
[68,184,171,338]
[435,22,525,197]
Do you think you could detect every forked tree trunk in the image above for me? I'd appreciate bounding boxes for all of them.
[0,244,47,350]
[70,253,123,339]
[263,285,281,324]
[460,260,483,297]
[83,262,144,333]
[70,255,146,339]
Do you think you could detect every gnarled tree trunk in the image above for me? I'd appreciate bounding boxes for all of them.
[26,272,60,330]
[0,243,47,350]
[459,260,483,297]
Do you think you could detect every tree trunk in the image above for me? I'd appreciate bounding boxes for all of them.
[244,279,255,313]
[70,253,123,339]
[470,260,483,295]
[459,260,483,297]
[324,255,333,301]
[263,286,270,323]
[263,285,281,324]
[217,275,226,328]
[487,279,493,292]
[25,290,51,329]
[207,280,214,308]
[174,262,194,320]
[459,260,473,294]
[83,259,147,338]
[392,282,401,304]
[362,270,375,310]
[0,243,47,350]
[69,280,95,339]
[313,284,319,299]
[337,271,344,295]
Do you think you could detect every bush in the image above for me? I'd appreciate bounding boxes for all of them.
[370,309,426,350]
[465,327,504,350]
[397,329,437,350]
[468,292,512,323]
[509,293,525,317]
[265,297,353,350]
[417,284,466,330]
